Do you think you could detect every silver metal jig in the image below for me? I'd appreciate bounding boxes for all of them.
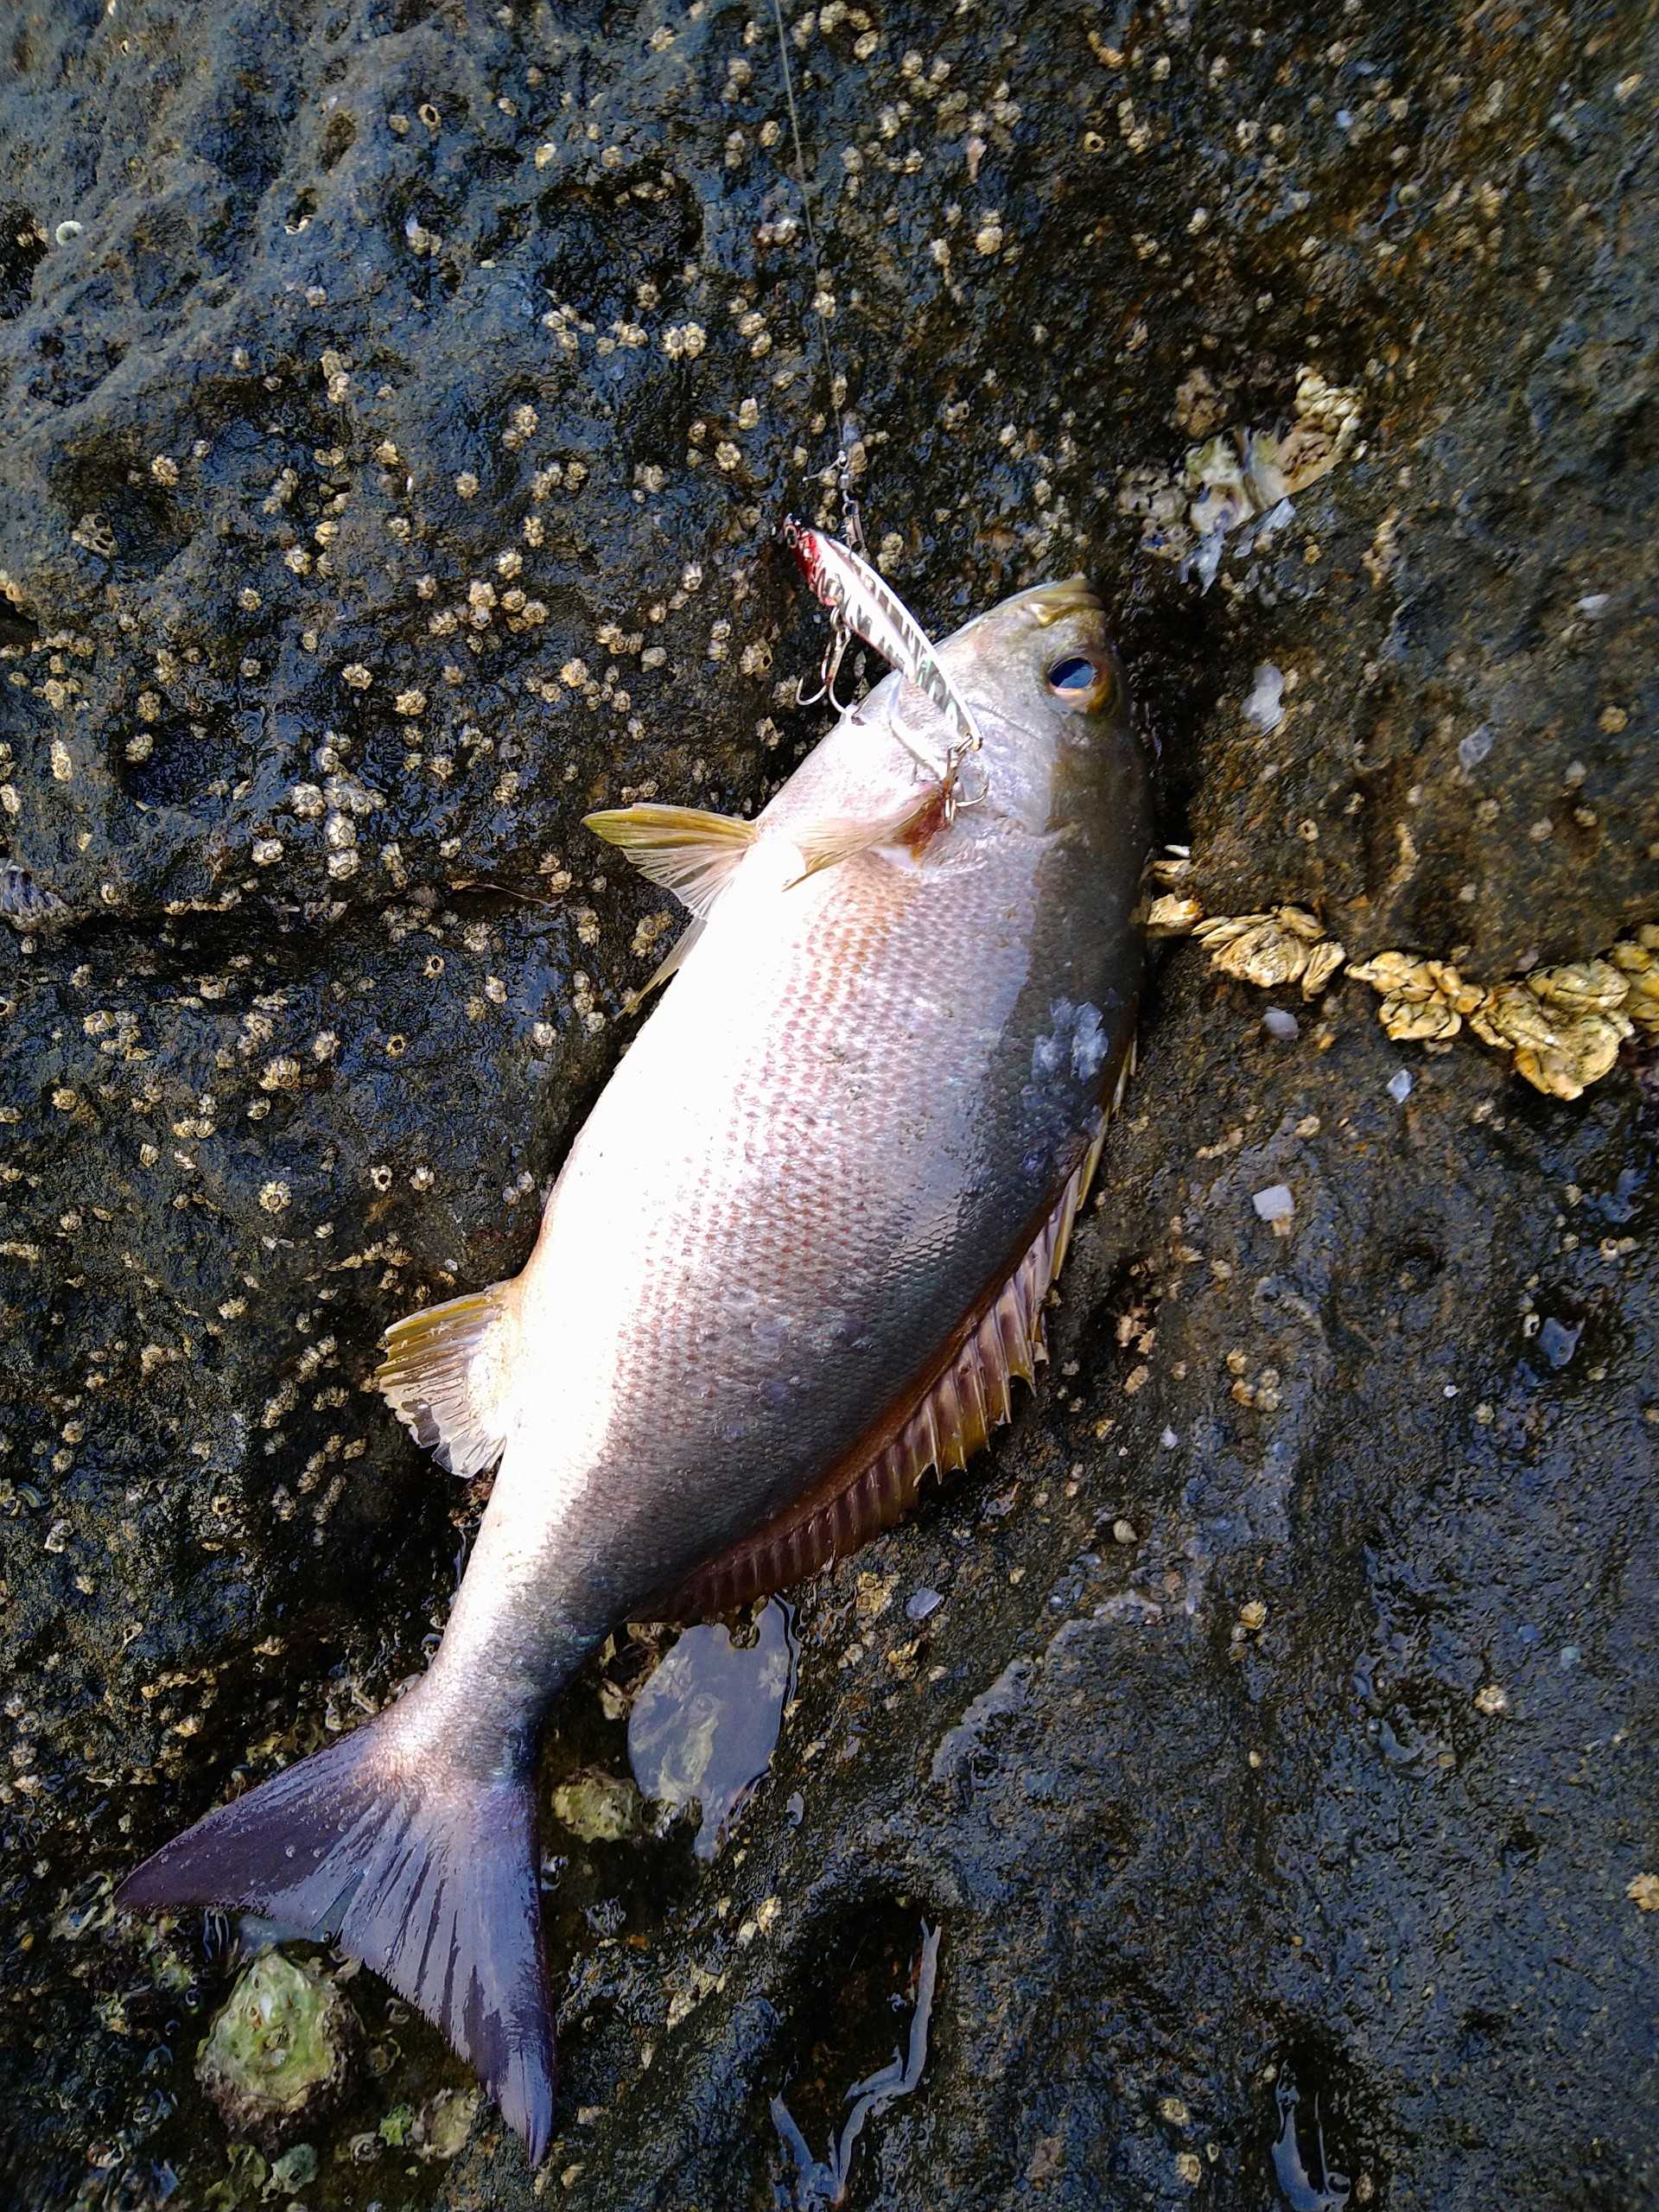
[781,518,990,816]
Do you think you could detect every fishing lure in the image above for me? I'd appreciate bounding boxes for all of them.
[780,518,990,811]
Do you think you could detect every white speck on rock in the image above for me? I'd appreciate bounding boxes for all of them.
[1244,664,1285,729]
[1459,724,1495,769]
[1262,1007,1300,1040]
[1256,495,1295,539]
[1251,1182,1294,1223]
[1388,1067,1414,1103]
[1190,529,1226,592]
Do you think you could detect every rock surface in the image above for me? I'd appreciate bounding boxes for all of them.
[0,2,1654,2208]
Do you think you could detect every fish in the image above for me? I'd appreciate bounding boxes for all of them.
[115,568,1153,2163]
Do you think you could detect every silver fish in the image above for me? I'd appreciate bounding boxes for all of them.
[118,572,1152,2161]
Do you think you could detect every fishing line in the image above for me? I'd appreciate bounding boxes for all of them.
[769,0,865,556]
[766,4,988,809]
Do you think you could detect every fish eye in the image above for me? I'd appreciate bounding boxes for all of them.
[1045,650,1114,711]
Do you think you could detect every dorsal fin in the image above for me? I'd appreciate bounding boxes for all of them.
[660,1050,1133,1621]
[583,804,758,918]
[375,1283,519,1478]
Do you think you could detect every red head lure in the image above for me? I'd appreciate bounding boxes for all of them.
[781,518,989,813]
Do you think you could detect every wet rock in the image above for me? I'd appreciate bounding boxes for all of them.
[195,1950,359,2152]
[0,2,1654,2210]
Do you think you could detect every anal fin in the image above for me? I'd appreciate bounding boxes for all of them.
[639,915,707,997]
[664,1107,1117,1621]
[376,1283,518,1478]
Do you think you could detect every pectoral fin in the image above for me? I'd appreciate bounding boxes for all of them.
[583,804,758,918]
[785,785,947,888]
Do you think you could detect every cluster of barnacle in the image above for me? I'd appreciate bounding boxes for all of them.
[1150,866,1657,1101]
[1185,906,1345,999]
[1116,370,1363,574]
[1346,944,1656,1100]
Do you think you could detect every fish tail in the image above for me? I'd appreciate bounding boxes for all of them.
[115,1694,554,2163]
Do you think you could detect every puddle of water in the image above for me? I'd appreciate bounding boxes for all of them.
[1271,2063,1351,2212]
[769,1921,942,2209]
[626,1599,798,1859]
[1536,1315,1583,1369]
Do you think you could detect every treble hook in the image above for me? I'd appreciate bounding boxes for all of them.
[944,747,990,816]
[794,618,851,709]
[828,640,868,714]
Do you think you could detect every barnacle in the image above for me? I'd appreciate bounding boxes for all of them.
[1273,371,1363,493]
[1300,939,1346,998]
[550,1767,640,1842]
[1155,881,1652,1102]
[1114,465,1186,529]
[1376,991,1463,1042]
[417,2087,485,2160]
[1347,951,1439,1001]
[1527,958,1630,1015]
[1368,944,1649,1100]
[1607,929,1659,1033]
[1147,893,1205,937]
[1184,435,1254,537]
[1193,906,1345,997]
[1511,1014,1633,1101]
[1225,925,1308,989]
[1120,370,1363,571]
[196,1949,359,2150]
[1272,906,1328,943]
[1468,982,1567,1056]
[1350,955,1485,1040]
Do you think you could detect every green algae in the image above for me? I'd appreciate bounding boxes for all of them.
[195,1951,359,2152]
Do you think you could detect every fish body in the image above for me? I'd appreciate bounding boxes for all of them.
[118,573,1152,2160]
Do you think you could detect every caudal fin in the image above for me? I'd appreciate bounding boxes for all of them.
[116,1703,554,2163]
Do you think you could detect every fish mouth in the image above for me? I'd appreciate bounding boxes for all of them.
[1013,576,1103,628]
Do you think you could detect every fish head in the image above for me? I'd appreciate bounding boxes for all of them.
[933,577,1137,833]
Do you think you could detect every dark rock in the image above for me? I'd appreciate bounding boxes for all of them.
[0,3,1654,2209]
